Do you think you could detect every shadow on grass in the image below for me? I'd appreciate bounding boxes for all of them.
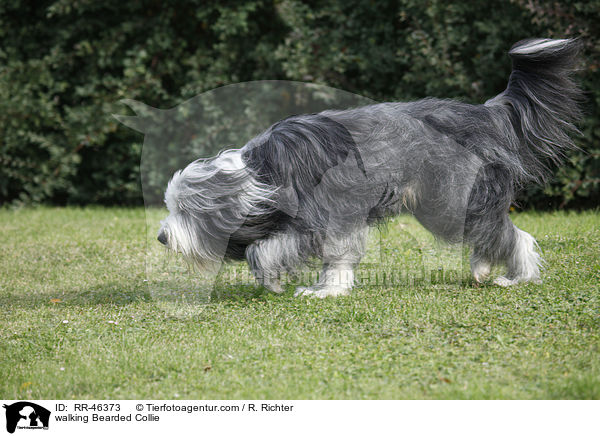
[0,281,279,310]
[0,282,151,309]
[0,265,481,311]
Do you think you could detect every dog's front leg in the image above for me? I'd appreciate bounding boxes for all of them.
[245,231,304,294]
[295,226,368,298]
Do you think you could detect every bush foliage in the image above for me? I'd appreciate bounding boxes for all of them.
[1,0,598,208]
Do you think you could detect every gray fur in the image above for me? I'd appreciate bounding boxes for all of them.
[159,38,582,296]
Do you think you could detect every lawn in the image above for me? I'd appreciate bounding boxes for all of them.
[0,207,598,399]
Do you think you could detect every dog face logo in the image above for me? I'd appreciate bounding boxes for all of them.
[3,402,50,433]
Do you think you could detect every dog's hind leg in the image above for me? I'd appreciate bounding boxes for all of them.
[459,163,541,285]
[470,250,492,283]
[494,225,542,286]
[466,214,541,286]
[294,226,368,298]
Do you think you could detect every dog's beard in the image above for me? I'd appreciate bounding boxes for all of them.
[160,214,221,271]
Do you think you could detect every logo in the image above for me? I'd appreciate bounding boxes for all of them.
[3,402,50,433]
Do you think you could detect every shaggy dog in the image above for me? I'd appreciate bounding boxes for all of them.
[158,38,582,297]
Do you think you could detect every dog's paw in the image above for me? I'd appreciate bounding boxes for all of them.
[493,276,542,286]
[471,261,491,283]
[266,282,285,294]
[294,286,350,298]
[493,276,517,287]
[293,286,312,297]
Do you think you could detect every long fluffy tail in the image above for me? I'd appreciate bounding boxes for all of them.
[491,38,583,183]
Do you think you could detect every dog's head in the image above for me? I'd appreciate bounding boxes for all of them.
[158,149,276,269]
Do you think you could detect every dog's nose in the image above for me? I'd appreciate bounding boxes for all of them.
[157,230,168,246]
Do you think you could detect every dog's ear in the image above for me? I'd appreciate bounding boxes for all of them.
[244,114,361,189]
[277,185,299,217]
[112,99,161,133]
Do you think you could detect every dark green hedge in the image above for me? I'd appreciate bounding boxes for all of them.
[1,0,598,208]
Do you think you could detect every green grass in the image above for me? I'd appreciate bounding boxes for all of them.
[0,207,598,399]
